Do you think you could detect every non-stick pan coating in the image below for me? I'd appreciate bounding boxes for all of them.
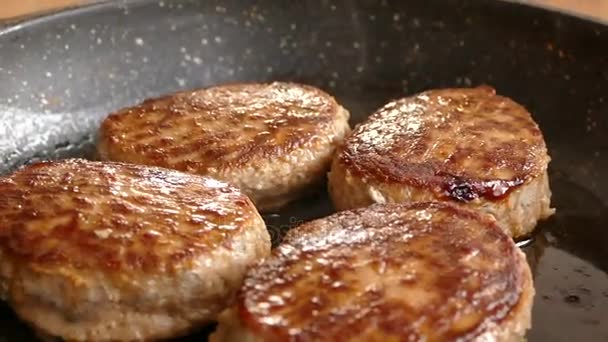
[0,0,607,340]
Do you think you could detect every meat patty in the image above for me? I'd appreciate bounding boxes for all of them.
[98,82,351,212]
[211,202,534,341]
[0,159,270,341]
[328,86,554,238]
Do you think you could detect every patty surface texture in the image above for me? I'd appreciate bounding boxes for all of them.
[0,159,270,341]
[329,86,554,237]
[98,82,350,211]
[212,202,534,342]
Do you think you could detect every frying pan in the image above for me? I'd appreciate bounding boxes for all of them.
[0,0,607,340]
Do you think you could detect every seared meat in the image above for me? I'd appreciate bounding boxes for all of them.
[211,202,534,341]
[98,82,350,212]
[0,159,270,341]
[329,86,554,238]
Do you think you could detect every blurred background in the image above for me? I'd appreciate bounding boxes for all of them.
[1,0,608,20]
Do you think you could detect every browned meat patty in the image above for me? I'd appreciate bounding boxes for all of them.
[211,202,534,341]
[97,82,351,212]
[329,86,554,238]
[0,159,270,341]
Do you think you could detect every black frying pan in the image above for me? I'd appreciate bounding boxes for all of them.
[0,0,607,340]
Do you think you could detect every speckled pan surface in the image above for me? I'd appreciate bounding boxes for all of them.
[0,0,607,341]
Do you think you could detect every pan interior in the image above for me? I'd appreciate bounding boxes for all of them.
[0,0,607,341]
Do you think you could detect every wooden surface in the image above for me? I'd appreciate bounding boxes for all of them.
[1,0,83,19]
[0,0,607,20]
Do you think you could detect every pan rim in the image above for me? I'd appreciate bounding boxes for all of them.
[1,0,607,38]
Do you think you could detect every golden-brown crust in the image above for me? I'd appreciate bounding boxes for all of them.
[338,86,550,202]
[237,202,530,341]
[98,82,341,172]
[0,159,257,274]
